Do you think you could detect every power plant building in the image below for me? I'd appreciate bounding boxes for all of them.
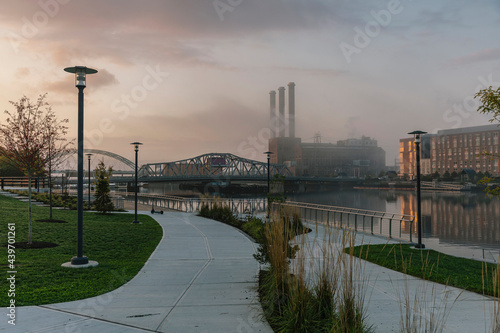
[268,83,386,177]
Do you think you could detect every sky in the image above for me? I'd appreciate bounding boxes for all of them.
[1,0,500,167]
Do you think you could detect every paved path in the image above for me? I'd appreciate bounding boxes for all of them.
[297,222,498,333]
[1,211,272,333]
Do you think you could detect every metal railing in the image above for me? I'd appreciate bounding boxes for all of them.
[274,200,415,242]
[0,177,49,191]
[117,192,267,216]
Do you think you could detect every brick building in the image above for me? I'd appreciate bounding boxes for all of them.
[400,124,500,177]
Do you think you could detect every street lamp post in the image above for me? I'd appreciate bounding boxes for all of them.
[86,153,93,210]
[264,151,273,219]
[64,66,98,266]
[131,142,143,224]
[408,130,427,249]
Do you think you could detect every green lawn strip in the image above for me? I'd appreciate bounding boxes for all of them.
[349,243,498,296]
[0,195,162,306]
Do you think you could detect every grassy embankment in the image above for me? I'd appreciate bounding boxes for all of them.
[349,243,500,297]
[0,194,162,306]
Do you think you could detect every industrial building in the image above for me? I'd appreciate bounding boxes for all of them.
[268,83,386,177]
[400,124,500,177]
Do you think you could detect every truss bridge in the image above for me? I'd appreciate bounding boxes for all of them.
[129,153,293,183]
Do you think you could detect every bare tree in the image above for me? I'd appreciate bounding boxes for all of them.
[0,94,71,244]
[45,127,73,221]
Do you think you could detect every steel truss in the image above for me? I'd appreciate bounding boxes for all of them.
[139,153,292,180]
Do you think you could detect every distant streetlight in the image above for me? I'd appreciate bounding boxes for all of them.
[264,151,273,219]
[86,153,93,210]
[131,142,143,224]
[408,130,427,249]
[64,66,98,266]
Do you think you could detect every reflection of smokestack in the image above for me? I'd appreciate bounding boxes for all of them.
[269,90,276,139]
[278,86,285,137]
[288,82,295,138]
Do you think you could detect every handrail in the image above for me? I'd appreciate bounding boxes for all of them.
[274,200,415,242]
[283,200,414,221]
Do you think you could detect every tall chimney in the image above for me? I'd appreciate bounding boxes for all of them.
[288,82,295,138]
[269,90,276,139]
[278,86,285,137]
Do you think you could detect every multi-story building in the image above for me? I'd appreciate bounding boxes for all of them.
[399,134,433,178]
[268,82,386,177]
[400,124,500,177]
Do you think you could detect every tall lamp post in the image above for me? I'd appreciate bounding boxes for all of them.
[64,66,98,266]
[408,130,427,249]
[264,151,273,219]
[86,153,93,210]
[131,142,143,224]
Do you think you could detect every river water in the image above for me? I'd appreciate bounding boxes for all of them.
[148,182,500,261]
[288,189,500,262]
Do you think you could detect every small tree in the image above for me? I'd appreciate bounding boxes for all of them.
[0,94,70,244]
[93,161,114,214]
[45,121,73,221]
[475,87,500,196]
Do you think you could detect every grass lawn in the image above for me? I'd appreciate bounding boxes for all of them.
[0,194,162,306]
[350,243,499,296]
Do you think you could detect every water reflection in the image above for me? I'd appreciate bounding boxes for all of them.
[290,190,500,259]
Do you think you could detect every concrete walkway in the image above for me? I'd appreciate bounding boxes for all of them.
[297,222,498,333]
[1,211,273,333]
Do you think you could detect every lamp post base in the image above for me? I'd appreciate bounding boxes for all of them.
[413,243,426,249]
[62,258,98,268]
[132,220,141,224]
[70,256,89,265]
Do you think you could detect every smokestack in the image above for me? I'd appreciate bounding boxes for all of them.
[278,86,285,137]
[269,90,276,139]
[288,82,295,138]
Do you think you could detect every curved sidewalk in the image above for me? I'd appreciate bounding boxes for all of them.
[300,222,496,333]
[2,211,273,333]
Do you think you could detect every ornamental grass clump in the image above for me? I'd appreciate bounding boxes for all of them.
[260,205,372,332]
[395,245,462,333]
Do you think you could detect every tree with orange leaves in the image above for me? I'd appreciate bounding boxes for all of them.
[0,94,72,245]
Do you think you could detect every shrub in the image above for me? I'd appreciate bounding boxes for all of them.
[93,161,114,214]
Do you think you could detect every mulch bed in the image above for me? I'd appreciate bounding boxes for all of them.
[36,219,68,223]
[11,241,59,249]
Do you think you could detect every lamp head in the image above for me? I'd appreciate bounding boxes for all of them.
[408,130,427,143]
[86,153,93,159]
[130,142,143,151]
[264,151,273,158]
[64,66,98,87]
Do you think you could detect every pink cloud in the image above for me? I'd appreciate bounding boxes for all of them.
[450,48,500,66]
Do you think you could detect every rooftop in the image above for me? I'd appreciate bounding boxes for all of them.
[437,124,499,136]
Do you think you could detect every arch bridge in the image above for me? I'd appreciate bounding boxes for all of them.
[56,149,135,173]
[135,153,292,182]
